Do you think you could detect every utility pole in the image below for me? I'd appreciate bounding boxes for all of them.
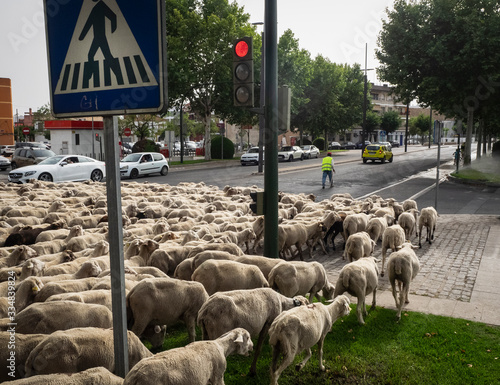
[361,43,373,156]
[263,0,278,258]
[404,102,409,152]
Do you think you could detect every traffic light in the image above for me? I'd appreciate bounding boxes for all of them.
[233,37,254,107]
[95,133,100,142]
[250,191,264,215]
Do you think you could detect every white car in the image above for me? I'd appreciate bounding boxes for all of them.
[120,152,169,179]
[240,146,264,166]
[8,155,105,184]
[278,145,305,162]
[0,155,11,171]
[1,145,15,157]
[300,145,320,159]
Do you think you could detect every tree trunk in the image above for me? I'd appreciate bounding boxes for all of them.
[203,114,211,160]
[476,119,483,159]
[482,128,487,154]
[464,107,473,166]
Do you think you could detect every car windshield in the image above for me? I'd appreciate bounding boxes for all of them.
[302,146,311,150]
[122,153,143,162]
[366,145,381,151]
[38,155,64,165]
[247,148,259,153]
[32,149,55,157]
[281,146,293,151]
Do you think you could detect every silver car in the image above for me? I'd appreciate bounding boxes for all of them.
[300,145,320,159]
[120,152,169,179]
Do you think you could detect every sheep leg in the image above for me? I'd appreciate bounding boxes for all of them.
[295,348,312,371]
[249,324,269,376]
[390,279,399,308]
[318,338,326,371]
[397,283,406,321]
[185,316,196,343]
[371,287,377,310]
[356,293,366,325]
[380,248,386,277]
[270,350,294,385]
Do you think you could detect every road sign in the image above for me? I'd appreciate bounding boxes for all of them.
[44,0,167,118]
[124,127,131,137]
[22,127,30,135]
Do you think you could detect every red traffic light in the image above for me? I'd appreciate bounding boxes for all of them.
[235,40,249,58]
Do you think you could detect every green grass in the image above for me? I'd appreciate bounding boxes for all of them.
[169,158,239,166]
[451,169,500,184]
[146,306,500,385]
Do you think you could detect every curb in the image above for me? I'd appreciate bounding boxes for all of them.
[447,174,500,188]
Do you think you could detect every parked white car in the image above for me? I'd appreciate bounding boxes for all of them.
[120,152,169,179]
[240,146,264,166]
[0,156,11,171]
[278,145,305,162]
[8,155,105,184]
[300,145,320,159]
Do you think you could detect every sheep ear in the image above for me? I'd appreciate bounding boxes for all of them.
[234,334,244,343]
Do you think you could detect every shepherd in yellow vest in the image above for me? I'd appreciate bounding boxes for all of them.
[321,152,336,189]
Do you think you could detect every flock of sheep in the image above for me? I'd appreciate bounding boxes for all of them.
[0,178,438,384]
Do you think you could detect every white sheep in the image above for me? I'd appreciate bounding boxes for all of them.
[24,327,152,377]
[402,199,418,212]
[268,260,335,302]
[398,210,417,240]
[4,367,123,385]
[343,231,375,262]
[33,277,99,302]
[45,289,114,310]
[418,206,438,247]
[13,301,113,334]
[0,332,47,382]
[334,257,379,324]
[365,216,389,244]
[192,259,269,295]
[197,288,308,375]
[127,278,209,347]
[387,242,421,320]
[235,254,284,280]
[122,328,253,385]
[343,213,371,243]
[268,295,351,384]
[380,224,406,277]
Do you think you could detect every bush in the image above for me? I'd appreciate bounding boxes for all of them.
[132,139,160,153]
[211,136,234,159]
[493,141,500,157]
[313,137,326,151]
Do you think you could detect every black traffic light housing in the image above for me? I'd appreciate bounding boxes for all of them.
[250,191,265,215]
[233,37,254,107]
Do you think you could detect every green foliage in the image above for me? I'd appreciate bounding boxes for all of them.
[409,114,431,136]
[313,137,326,151]
[211,135,234,159]
[132,139,160,153]
[157,306,500,385]
[380,110,402,133]
[365,111,381,132]
[296,137,312,146]
[119,115,158,140]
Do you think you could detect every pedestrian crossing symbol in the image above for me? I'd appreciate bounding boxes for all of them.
[44,0,167,117]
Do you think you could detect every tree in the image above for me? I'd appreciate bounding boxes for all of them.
[365,111,381,139]
[118,115,158,140]
[166,0,257,160]
[409,114,431,144]
[377,0,500,165]
[380,110,402,134]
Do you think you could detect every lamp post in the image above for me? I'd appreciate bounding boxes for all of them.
[252,22,265,174]
[361,43,373,157]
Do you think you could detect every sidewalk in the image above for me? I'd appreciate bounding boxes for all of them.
[315,214,500,326]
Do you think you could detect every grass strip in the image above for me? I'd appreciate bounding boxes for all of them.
[146,305,499,385]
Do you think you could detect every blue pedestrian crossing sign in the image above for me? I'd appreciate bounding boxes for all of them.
[44,0,167,117]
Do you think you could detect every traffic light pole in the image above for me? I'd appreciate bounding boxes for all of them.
[263,0,279,258]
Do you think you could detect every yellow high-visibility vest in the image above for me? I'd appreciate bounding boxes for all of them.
[322,156,333,171]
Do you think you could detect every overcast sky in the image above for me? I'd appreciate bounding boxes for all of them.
[1,0,393,116]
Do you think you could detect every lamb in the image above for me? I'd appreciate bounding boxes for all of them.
[418,206,438,247]
[343,231,376,262]
[24,327,152,377]
[387,242,421,320]
[198,288,308,375]
[192,259,269,296]
[268,295,351,384]
[122,328,253,385]
[12,301,113,334]
[0,245,38,269]
[381,224,406,277]
[4,367,123,385]
[18,258,46,280]
[365,216,389,244]
[333,257,379,324]
[268,261,335,302]
[0,332,47,382]
[127,278,209,347]
[398,210,417,240]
